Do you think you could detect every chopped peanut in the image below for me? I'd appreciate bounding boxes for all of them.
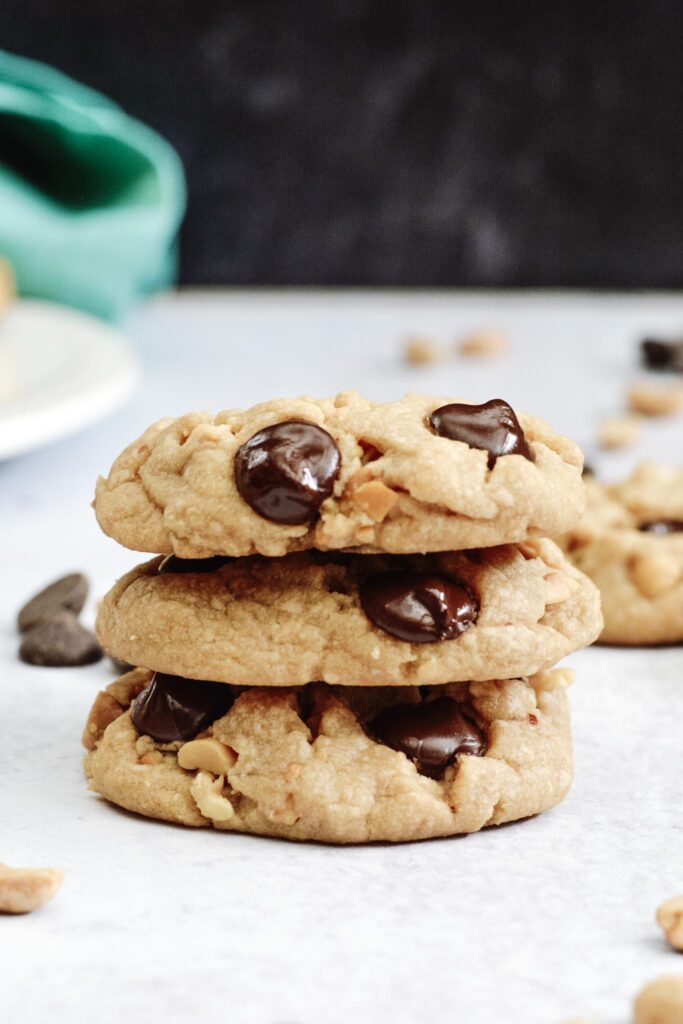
[0,864,63,915]
[598,415,642,450]
[190,772,234,822]
[403,336,443,365]
[630,553,681,599]
[178,737,236,775]
[628,380,683,417]
[657,896,683,951]
[352,480,398,522]
[634,975,683,1024]
[457,328,509,358]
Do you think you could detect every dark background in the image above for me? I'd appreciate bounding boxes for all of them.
[4,0,683,288]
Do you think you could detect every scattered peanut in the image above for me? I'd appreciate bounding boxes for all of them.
[178,737,236,775]
[190,771,234,822]
[630,553,681,599]
[634,974,683,1024]
[0,864,63,915]
[403,336,443,365]
[598,415,642,450]
[457,328,509,358]
[0,258,15,315]
[657,896,683,951]
[628,380,683,417]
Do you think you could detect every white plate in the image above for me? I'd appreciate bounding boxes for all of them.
[0,299,140,459]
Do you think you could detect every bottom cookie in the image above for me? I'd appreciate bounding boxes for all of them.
[83,668,574,844]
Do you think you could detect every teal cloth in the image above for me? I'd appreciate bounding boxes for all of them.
[0,50,186,320]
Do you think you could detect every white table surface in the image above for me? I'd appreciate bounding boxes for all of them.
[2,289,682,1024]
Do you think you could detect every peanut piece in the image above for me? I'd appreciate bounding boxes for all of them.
[352,480,398,522]
[190,771,234,822]
[657,896,683,951]
[458,328,509,358]
[634,974,683,1024]
[631,552,681,598]
[139,750,163,766]
[628,380,683,417]
[543,571,579,604]
[178,737,236,775]
[598,415,642,450]
[0,864,63,914]
[403,336,443,365]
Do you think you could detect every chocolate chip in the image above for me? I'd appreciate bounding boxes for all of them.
[582,463,595,478]
[359,570,478,643]
[130,672,234,743]
[370,696,486,777]
[641,339,683,372]
[158,555,232,574]
[428,399,534,469]
[17,573,88,632]
[235,420,341,524]
[19,611,102,667]
[638,520,683,535]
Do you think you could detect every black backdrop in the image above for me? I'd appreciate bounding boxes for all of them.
[4,0,683,287]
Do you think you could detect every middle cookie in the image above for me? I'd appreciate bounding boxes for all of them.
[97,539,602,686]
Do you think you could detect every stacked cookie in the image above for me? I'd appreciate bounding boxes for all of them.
[84,392,602,843]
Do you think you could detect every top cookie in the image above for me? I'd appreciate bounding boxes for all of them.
[94,391,585,558]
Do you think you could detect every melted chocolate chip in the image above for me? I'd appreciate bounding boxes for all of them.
[234,420,341,525]
[159,555,232,574]
[131,672,234,743]
[638,520,683,535]
[428,398,534,469]
[359,570,478,643]
[371,696,486,777]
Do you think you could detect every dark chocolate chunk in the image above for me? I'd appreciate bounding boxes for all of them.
[19,611,102,667]
[234,420,341,524]
[641,338,683,372]
[17,573,88,632]
[428,398,534,469]
[131,672,234,743]
[158,555,232,574]
[371,696,486,776]
[582,463,595,478]
[638,520,683,535]
[359,570,478,643]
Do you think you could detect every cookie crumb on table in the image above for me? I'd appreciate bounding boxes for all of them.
[0,864,63,915]
[627,380,683,416]
[657,896,683,951]
[598,414,642,449]
[633,974,683,1024]
[402,335,443,365]
[457,327,509,358]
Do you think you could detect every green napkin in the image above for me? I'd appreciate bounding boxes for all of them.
[0,50,186,320]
